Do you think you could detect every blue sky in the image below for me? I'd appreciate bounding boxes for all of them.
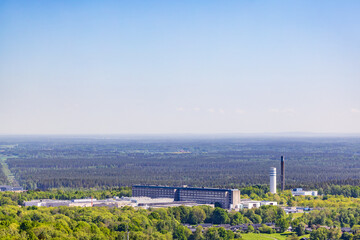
[0,1,359,134]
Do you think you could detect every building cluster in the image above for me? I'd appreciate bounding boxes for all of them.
[24,196,208,209]
[24,194,277,211]
[184,222,352,236]
[183,222,280,233]
[0,185,24,192]
[132,185,241,209]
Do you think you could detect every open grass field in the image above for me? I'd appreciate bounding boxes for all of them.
[241,232,310,240]
[292,212,305,219]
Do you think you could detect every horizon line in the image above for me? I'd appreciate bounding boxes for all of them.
[1,132,360,137]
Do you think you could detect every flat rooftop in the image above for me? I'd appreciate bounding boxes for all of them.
[133,185,239,192]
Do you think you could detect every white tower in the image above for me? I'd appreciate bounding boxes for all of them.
[270,167,277,194]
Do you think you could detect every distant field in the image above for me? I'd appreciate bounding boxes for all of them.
[1,137,360,189]
[0,154,18,185]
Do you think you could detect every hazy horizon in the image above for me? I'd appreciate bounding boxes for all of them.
[1,1,359,134]
[1,132,360,138]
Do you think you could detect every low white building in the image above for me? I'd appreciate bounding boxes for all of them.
[25,199,70,207]
[24,200,44,207]
[25,197,176,208]
[24,196,225,209]
[260,201,277,206]
[291,188,318,197]
[241,200,261,209]
[239,200,278,209]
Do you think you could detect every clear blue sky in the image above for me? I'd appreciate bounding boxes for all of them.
[1,1,359,134]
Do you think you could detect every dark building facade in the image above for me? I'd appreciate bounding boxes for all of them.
[132,185,241,209]
[132,185,177,199]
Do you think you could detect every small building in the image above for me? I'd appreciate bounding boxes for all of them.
[24,199,70,207]
[260,201,277,206]
[291,188,318,196]
[341,227,352,233]
[241,200,261,209]
[283,207,307,214]
[24,200,43,207]
[239,200,277,209]
[0,185,24,192]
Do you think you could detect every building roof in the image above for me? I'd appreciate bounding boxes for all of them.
[133,185,239,192]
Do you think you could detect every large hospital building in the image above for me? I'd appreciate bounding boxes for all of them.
[132,185,241,209]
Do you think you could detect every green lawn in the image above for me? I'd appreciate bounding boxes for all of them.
[292,212,305,219]
[241,232,310,240]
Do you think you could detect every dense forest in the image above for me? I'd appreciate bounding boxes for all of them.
[1,136,360,190]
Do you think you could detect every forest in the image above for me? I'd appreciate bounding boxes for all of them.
[1,188,360,239]
[1,136,360,190]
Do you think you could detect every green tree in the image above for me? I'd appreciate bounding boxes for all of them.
[252,214,262,224]
[295,222,306,236]
[310,228,329,240]
[328,227,342,240]
[190,226,204,240]
[353,233,360,240]
[286,234,300,240]
[173,225,191,240]
[178,206,191,224]
[258,224,274,234]
[204,227,220,240]
[189,207,206,225]
[247,225,254,233]
[20,221,34,232]
[211,208,229,224]
[352,225,360,235]
[230,212,244,226]
[276,218,290,233]
[342,232,354,240]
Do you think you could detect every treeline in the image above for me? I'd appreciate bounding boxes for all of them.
[0,204,242,240]
[3,138,360,189]
[1,188,360,239]
[1,203,360,239]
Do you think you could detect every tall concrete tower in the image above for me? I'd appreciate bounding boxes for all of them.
[281,156,285,191]
[269,167,276,194]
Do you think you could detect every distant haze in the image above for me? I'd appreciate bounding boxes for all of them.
[1,1,359,134]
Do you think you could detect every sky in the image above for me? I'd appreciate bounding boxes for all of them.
[0,0,359,135]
